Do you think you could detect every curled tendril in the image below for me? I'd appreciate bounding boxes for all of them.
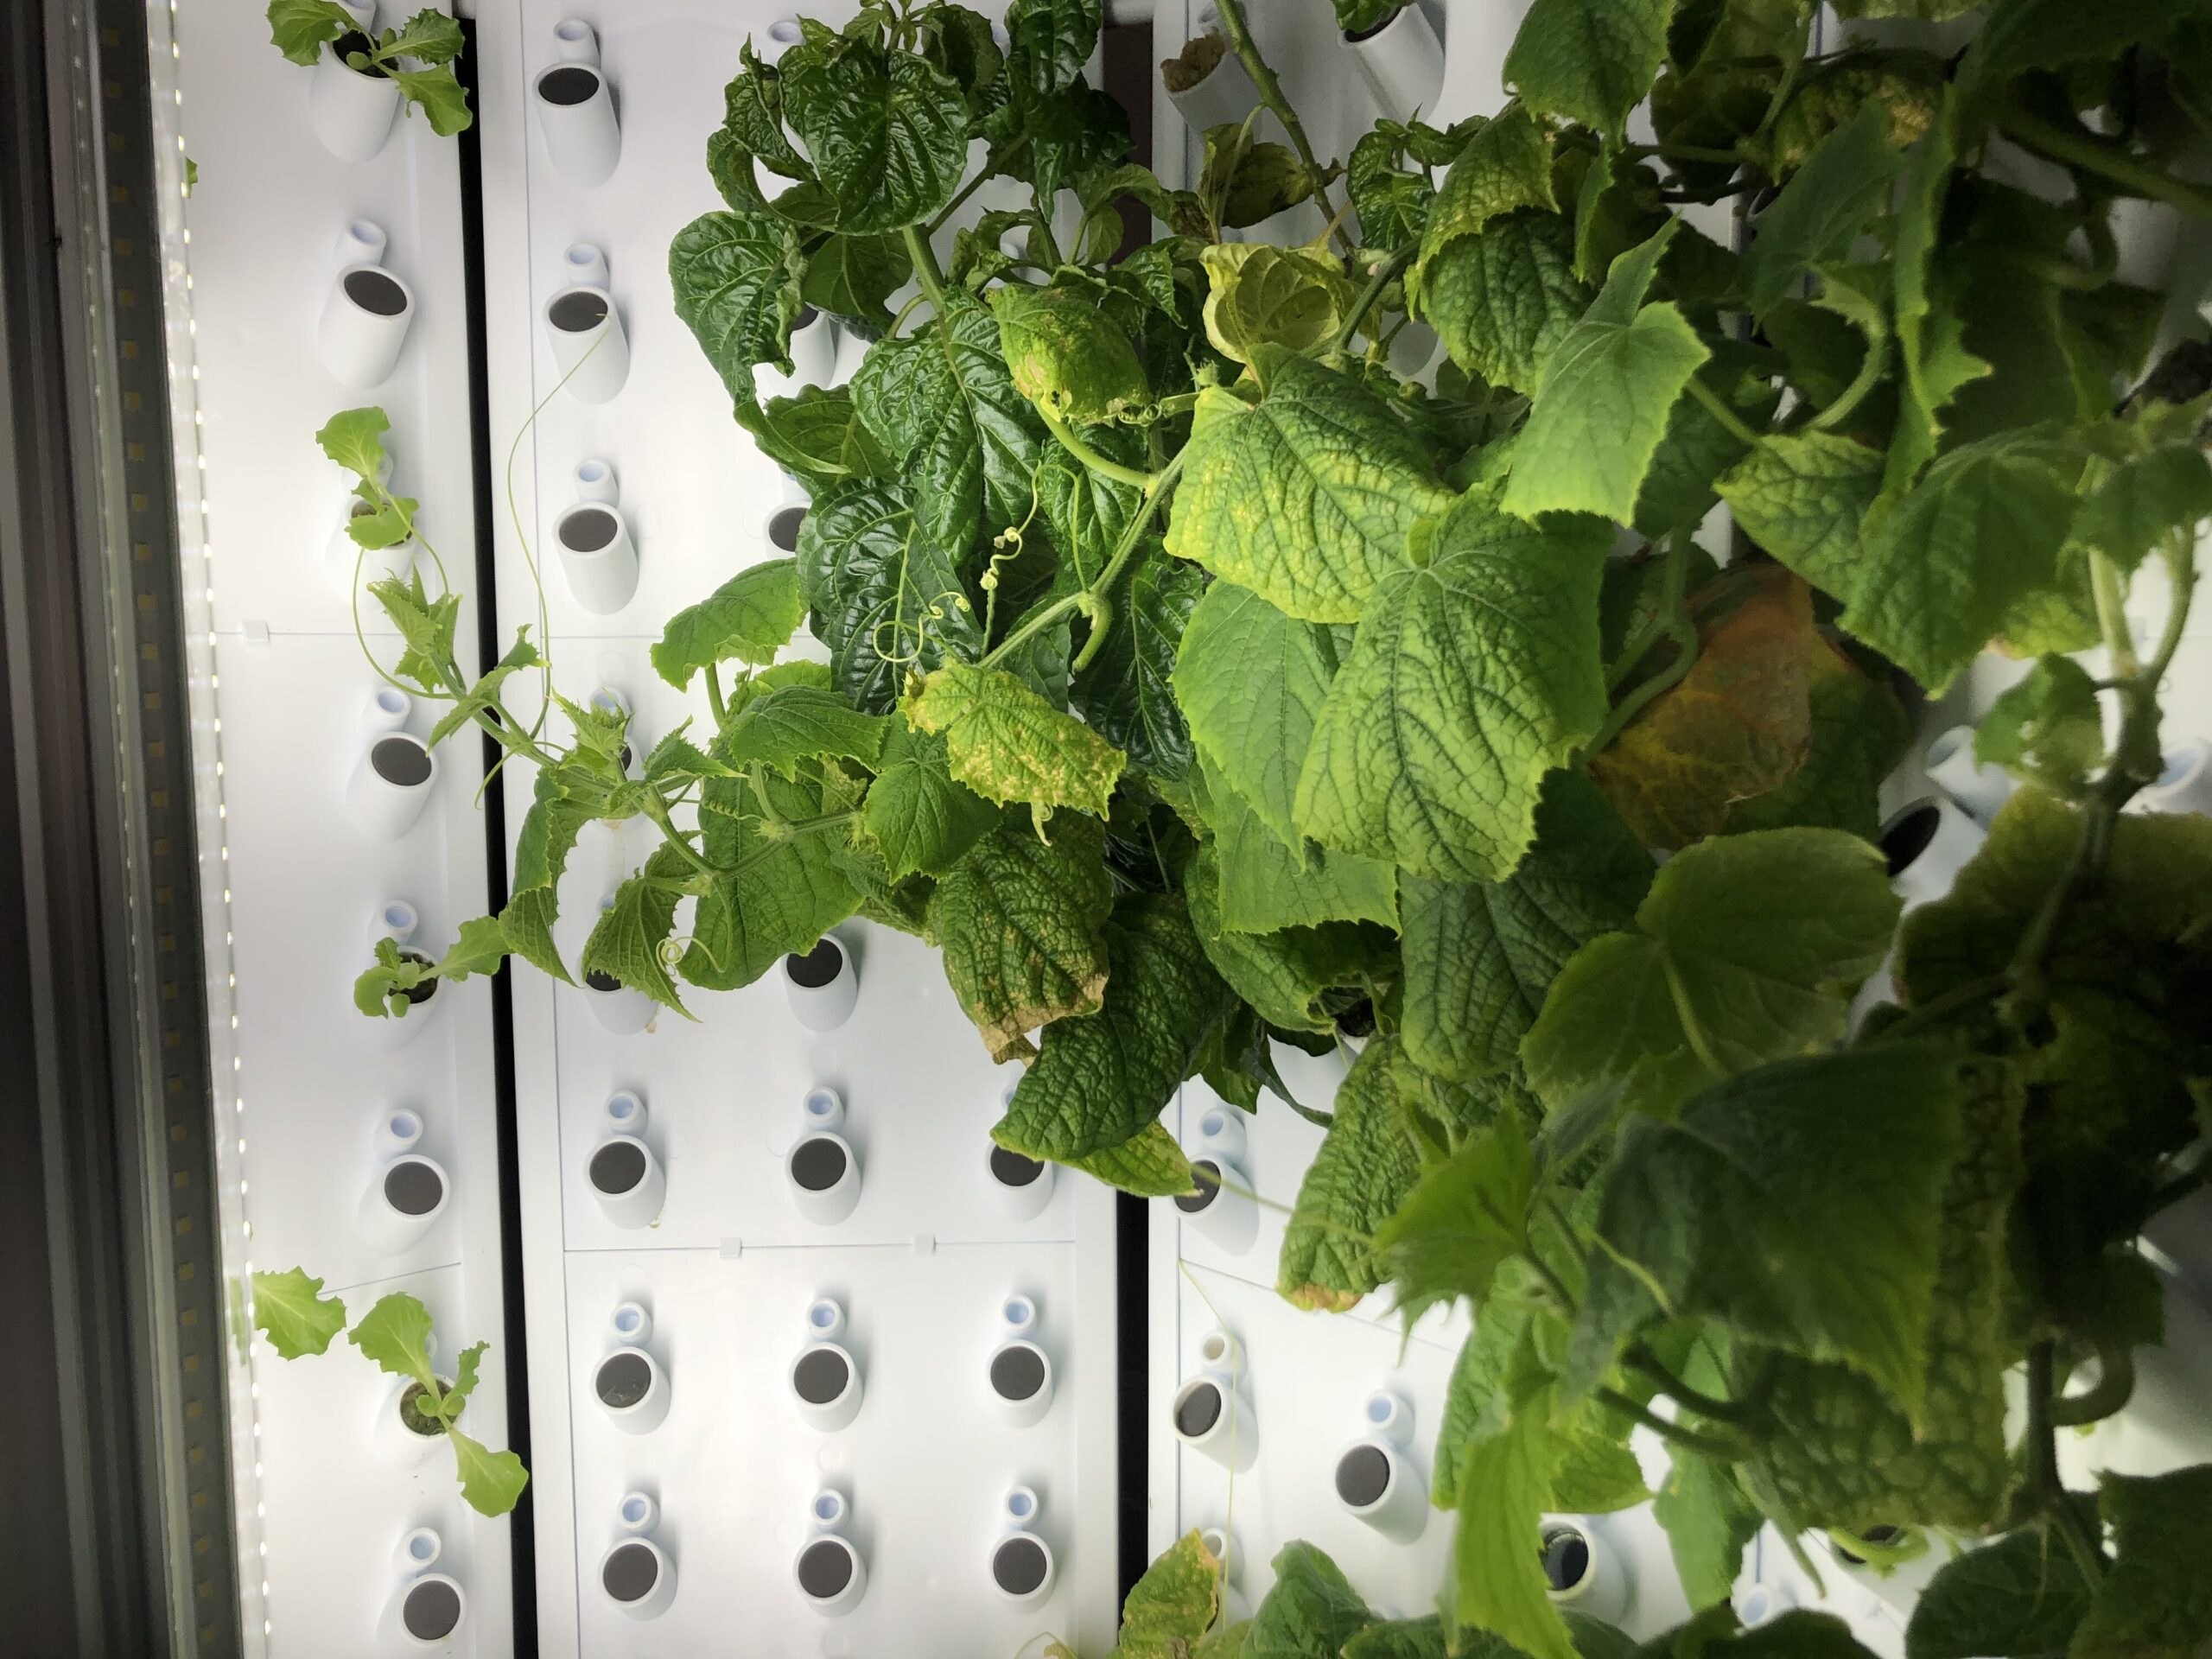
[868,586,975,671]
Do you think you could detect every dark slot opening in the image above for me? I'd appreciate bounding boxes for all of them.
[588,1139,645,1195]
[791,1346,850,1405]
[789,1135,848,1192]
[342,267,408,316]
[558,505,619,553]
[989,1344,1046,1402]
[537,64,601,106]
[784,936,843,988]
[797,1539,854,1599]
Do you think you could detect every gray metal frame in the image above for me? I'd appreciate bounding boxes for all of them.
[0,1,238,1653]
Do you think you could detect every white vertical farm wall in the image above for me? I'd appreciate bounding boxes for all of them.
[151,0,2212,1654]
[469,3,1122,1654]
[158,2,513,1655]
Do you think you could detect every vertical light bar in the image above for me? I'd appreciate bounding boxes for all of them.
[139,2,270,1653]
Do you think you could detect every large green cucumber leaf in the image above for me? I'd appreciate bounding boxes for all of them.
[1504,0,1675,139]
[906,661,1126,821]
[1521,827,1899,1116]
[993,893,1227,1161]
[1503,223,1713,524]
[779,36,969,232]
[1175,579,1352,847]
[670,207,807,394]
[1401,770,1651,1084]
[1294,489,1611,883]
[927,814,1112,1063]
[796,481,985,715]
[1422,210,1594,397]
[1592,1046,1966,1421]
[852,290,1046,556]
[1166,348,1455,624]
[1840,429,2082,693]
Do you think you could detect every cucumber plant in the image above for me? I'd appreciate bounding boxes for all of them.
[327,0,2211,1651]
[251,1267,528,1518]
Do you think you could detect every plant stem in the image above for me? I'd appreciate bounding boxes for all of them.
[2050,1345,2136,1427]
[2006,541,2193,1014]
[1210,0,1347,250]
[2091,551,2140,680]
[1998,103,2212,222]
[1590,542,1697,751]
[1876,975,2007,1043]
[639,789,717,880]
[900,223,949,311]
[704,664,728,729]
[928,133,1031,233]
[1807,325,1891,433]
[1628,141,1749,165]
[1624,1342,1768,1428]
[1593,1387,1753,1462]
[2028,1341,2109,1582]
[1687,376,1764,448]
[1327,245,1415,355]
[1039,407,1158,490]
[981,448,1187,671]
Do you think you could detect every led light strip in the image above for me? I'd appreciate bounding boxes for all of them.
[140,2,272,1652]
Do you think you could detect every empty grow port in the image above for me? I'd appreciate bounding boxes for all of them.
[380,1156,443,1215]
[1173,1378,1220,1437]
[594,1351,652,1410]
[993,1535,1049,1596]
[797,1538,855,1599]
[400,1576,463,1642]
[545,289,607,334]
[537,64,601,106]
[588,1140,645,1195]
[344,268,409,316]
[766,504,806,552]
[1333,1443,1390,1507]
[791,1347,850,1407]
[789,1137,846,1191]
[601,1541,658,1601]
[991,1346,1045,1400]
[557,506,619,554]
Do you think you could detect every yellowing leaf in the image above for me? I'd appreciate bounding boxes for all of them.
[1294,489,1611,883]
[927,816,1112,1062]
[906,661,1125,821]
[1200,243,1355,365]
[1166,349,1455,624]
[1590,568,1821,848]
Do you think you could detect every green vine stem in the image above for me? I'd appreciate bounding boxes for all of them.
[1997,100,2212,222]
[1328,244,1416,356]
[2028,1340,2111,1582]
[928,131,1031,233]
[1685,376,1764,448]
[2050,1345,2138,1427]
[901,222,950,310]
[1039,406,1159,490]
[1210,0,1348,250]
[981,447,1188,672]
[1592,1385,1758,1462]
[1589,539,1698,751]
[1624,1342,1771,1430]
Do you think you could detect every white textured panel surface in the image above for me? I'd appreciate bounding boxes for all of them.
[173,2,512,1654]
[471,4,1125,1651]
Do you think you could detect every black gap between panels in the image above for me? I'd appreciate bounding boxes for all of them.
[452,22,538,1651]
